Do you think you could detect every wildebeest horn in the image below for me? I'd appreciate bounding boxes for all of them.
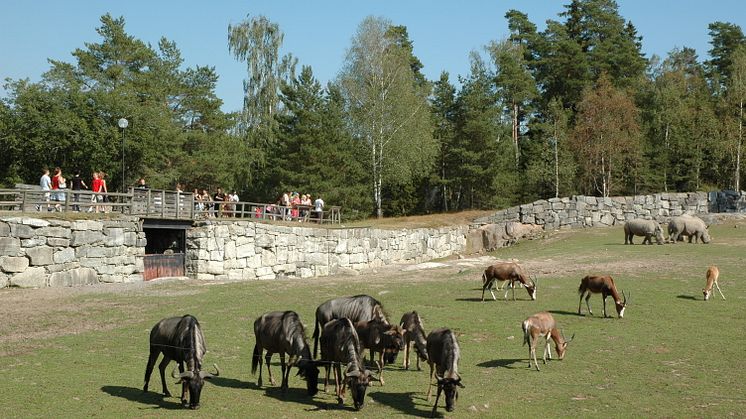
[199,364,220,378]
[172,367,194,379]
[345,370,361,378]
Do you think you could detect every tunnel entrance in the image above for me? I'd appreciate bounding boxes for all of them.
[141,219,191,280]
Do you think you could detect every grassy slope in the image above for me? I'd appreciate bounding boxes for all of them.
[1,221,745,418]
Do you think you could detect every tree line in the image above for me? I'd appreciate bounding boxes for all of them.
[1,0,745,219]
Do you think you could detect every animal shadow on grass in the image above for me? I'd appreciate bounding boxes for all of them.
[370,391,432,417]
[476,358,524,369]
[261,384,334,412]
[209,376,253,390]
[100,386,183,410]
[455,297,485,302]
[547,309,584,317]
[676,295,699,301]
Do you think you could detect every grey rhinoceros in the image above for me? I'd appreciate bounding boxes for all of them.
[624,218,664,245]
[667,214,711,244]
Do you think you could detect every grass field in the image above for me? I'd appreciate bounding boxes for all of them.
[1,218,745,418]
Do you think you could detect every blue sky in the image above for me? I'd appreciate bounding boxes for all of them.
[1,1,744,113]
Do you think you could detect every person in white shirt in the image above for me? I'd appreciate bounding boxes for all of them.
[39,168,51,211]
[314,196,324,222]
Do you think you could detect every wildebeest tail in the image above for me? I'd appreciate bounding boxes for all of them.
[251,343,261,375]
[522,320,530,346]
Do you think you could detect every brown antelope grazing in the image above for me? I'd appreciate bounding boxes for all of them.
[400,311,428,370]
[703,266,725,301]
[354,319,405,385]
[578,275,629,318]
[426,328,464,416]
[522,312,574,371]
[481,262,538,301]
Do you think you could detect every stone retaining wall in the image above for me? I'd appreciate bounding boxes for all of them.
[0,216,145,288]
[186,221,469,281]
[474,192,711,229]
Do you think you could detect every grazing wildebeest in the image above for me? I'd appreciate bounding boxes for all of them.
[481,262,538,301]
[522,312,575,371]
[400,311,428,370]
[143,315,219,409]
[354,319,405,384]
[251,311,319,396]
[578,275,629,318]
[312,295,388,358]
[624,218,664,245]
[426,328,464,417]
[320,318,373,410]
[703,265,725,301]
[668,214,711,244]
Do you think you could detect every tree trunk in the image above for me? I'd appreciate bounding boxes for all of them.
[664,122,670,192]
[513,102,520,167]
[441,161,448,212]
[736,100,743,192]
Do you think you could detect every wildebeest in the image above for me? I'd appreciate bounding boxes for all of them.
[703,265,725,301]
[313,295,388,358]
[251,311,319,396]
[522,311,574,371]
[624,218,664,245]
[400,311,428,370]
[320,318,373,410]
[143,315,219,409]
[354,319,405,384]
[481,262,537,301]
[578,275,629,318]
[668,214,711,244]
[426,328,464,416]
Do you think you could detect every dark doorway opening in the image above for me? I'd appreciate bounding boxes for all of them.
[141,219,191,281]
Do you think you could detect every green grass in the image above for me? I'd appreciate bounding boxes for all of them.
[1,220,745,417]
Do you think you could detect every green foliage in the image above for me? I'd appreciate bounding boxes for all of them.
[1,14,237,193]
[338,16,436,218]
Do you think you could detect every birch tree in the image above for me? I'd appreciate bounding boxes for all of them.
[338,16,435,218]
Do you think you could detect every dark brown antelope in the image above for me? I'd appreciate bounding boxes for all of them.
[426,328,464,416]
[522,311,574,371]
[400,311,428,370]
[578,275,629,318]
[481,262,538,301]
[703,266,725,301]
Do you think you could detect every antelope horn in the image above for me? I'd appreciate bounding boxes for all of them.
[622,290,628,305]
[531,275,538,288]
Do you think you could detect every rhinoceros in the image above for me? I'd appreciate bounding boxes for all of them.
[624,218,664,245]
[667,215,711,244]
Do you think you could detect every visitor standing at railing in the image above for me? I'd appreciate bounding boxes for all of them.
[51,167,66,212]
[39,168,51,211]
[70,170,88,212]
[213,187,225,217]
[291,192,300,219]
[314,195,324,222]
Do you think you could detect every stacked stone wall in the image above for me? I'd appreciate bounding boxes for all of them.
[0,216,144,288]
[474,192,711,229]
[187,221,468,281]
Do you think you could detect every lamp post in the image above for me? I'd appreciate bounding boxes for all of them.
[118,118,128,193]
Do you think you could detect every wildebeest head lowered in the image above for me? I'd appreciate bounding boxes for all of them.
[143,315,219,409]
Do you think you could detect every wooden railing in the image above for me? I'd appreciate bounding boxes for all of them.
[0,188,341,223]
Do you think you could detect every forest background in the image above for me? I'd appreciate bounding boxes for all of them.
[1,0,745,219]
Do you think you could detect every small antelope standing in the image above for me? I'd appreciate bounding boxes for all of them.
[522,312,574,372]
[400,311,428,370]
[578,275,629,318]
[481,262,538,301]
[703,266,725,301]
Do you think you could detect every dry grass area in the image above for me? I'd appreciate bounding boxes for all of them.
[341,210,495,229]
